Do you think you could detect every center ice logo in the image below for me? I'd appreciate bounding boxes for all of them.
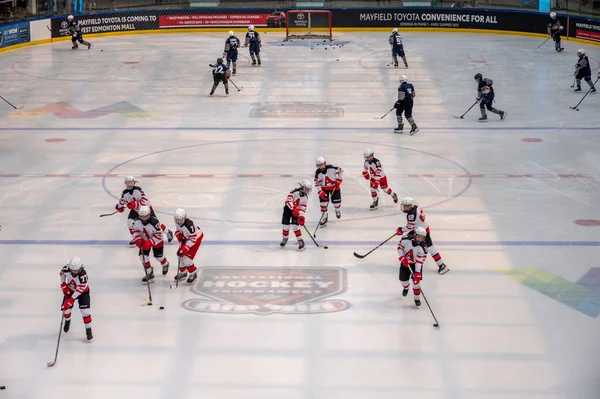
[183,267,349,315]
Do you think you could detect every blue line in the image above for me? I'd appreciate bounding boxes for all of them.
[1,127,599,131]
[0,240,598,246]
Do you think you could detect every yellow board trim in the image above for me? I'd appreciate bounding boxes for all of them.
[1,25,599,53]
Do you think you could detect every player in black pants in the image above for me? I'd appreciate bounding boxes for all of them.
[394,75,418,135]
[474,73,507,122]
[209,58,230,96]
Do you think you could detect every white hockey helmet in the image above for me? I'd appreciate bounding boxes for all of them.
[364,148,374,159]
[174,208,187,225]
[392,28,398,33]
[248,25,255,31]
[401,197,414,212]
[399,75,408,84]
[229,30,234,37]
[414,226,427,241]
[550,11,556,18]
[68,257,83,272]
[577,49,586,56]
[138,205,151,218]
[298,180,312,195]
[67,14,74,21]
[124,175,136,188]
[316,156,326,168]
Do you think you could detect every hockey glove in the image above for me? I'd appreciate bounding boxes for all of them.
[394,101,401,109]
[61,296,75,311]
[371,179,380,189]
[292,207,299,217]
[141,239,153,251]
[115,204,124,213]
[127,200,139,210]
[396,227,404,236]
[334,180,342,190]
[297,215,305,226]
[399,255,409,267]
[177,245,189,257]
[174,231,184,243]
[475,97,481,103]
[318,190,328,201]
[134,237,143,248]
[61,282,70,296]
[412,271,422,285]
[362,171,371,180]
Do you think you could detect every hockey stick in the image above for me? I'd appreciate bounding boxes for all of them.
[374,107,395,119]
[169,256,181,290]
[47,314,64,367]
[453,101,477,119]
[142,264,153,306]
[535,36,551,49]
[570,78,599,110]
[0,95,23,110]
[353,233,396,259]
[303,225,321,247]
[228,78,242,92]
[570,76,576,88]
[406,263,439,328]
[99,210,118,218]
[314,188,335,238]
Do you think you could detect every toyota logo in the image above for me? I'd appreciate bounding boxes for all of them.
[297,13,305,20]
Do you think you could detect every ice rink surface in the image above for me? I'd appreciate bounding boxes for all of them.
[1,30,600,399]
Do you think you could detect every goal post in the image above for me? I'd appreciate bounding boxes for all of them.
[285,10,333,41]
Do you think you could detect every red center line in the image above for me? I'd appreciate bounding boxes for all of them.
[0,173,598,179]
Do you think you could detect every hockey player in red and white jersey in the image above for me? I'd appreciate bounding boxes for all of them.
[173,208,205,285]
[131,206,170,283]
[280,180,312,251]
[60,257,93,340]
[314,157,343,227]
[396,197,449,274]
[115,176,173,246]
[397,227,428,307]
[362,149,398,210]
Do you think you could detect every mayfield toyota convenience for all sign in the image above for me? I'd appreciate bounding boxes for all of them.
[183,267,349,315]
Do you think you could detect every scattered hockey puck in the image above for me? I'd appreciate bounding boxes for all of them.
[0,386,5,390]
[336,59,339,61]
[101,49,103,52]
[325,48,327,50]
[324,245,329,249]
[576,109,579,111]
[159,306,164,310]
[387,64,390,66]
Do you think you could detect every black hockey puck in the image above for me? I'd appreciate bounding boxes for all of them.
[0,386,5,390]
[101,49,103,52]
[324,246,329,249]
[159,306,164,310]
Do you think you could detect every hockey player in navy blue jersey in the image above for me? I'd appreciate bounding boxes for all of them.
[388,28,408,68]
[574,49,596,93]
[66,15,91,50]
[209,58,231,96]
[223,31,240,76]
[548,12,564,52]
[474,73,506,122]
[244,25,262,66]
[394,75,418,135]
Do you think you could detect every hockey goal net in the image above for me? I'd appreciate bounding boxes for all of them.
[285,10,333,41]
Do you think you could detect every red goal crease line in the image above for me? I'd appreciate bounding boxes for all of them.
[0,173,597,179]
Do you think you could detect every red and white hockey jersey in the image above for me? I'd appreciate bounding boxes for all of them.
[60,266,89,299]
[363,157,387,180]
[131,216,164,247]
[314,165,343,191]
[175,218,204,248]
[285,188,308,216]
[116,186,151,212]
[399,206,429,235]
[397,238,428,273]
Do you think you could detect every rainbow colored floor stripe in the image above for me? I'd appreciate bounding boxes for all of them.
[498,267,600,318]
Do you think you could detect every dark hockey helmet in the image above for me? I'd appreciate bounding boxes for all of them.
[217,58,224,65]
[474,73,482,81]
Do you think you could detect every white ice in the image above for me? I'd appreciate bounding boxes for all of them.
[0,31,600,399]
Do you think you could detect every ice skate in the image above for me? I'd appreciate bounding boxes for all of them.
[280,236,288,248]
[141,268,155,284]
[174,271,188,282]
[319,213,328,227]
[438,263,449,275]
[478,115,488,122]
[392,193,398,203]
[225,88,229,95]
[574,87,582,92]
[86,42,92,50]
[72,44,78,50]
[370,197,379,210]
[233,69,236,75]
[128,239,136,247]
[63,319,71,333]
[335,209,341,219]
[186,272,198,285]
[409,125,419,136]
[86,327,93,341]
[161,261,169,276]
[394,123,404,134]
[414,298,421,307]
[500,111,507,121]
[298,238,305,252]
[394,63,398,67]
[166,229,174,243]
[402,288,409,297]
